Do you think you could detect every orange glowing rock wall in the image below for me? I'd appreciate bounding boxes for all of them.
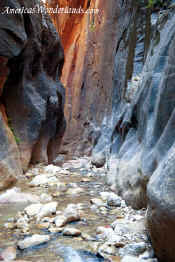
[48,0,118,156]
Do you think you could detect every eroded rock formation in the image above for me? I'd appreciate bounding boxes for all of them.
[1,0,175,260]
[48,1,175,261]
[0,0,65,178]
[48,0,118,156]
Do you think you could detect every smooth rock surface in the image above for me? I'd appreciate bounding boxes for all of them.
[25,204,43,217]
[1,246,16,261]
[0,188,40,203]
[0,0,65,177]
[63,227,81,237]
[18,234,50,249]
[36,202,58,221]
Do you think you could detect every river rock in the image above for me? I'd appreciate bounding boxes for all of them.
[17,234,50,249]
[60,169,70,175]
[121,256,155,262]
[44,165,62,174]
[139,249,155,260]
[29,174,58,187]
[4,222,17,230]
[119,242,147,257]
[54,215,67,227]
[81,233,96,241]
[36,202,58,221]
[25,204,43,217]
[16,218,29,230]
[53,155,65,166]
[98,243,117,256]
[1,246,16,260]
[100,192,121,207]
[48,226,63,233]
[91,152,106,168]
[96,226,114,236]
[66,187,83,195]
[90,198,105,207]
[121,256,142,262]
[0,188,40,203]
[36,222,50,230]
[55,182,67,192]
[96,226,117,242]
[63,227,81,236]
[40,193,53,203]
[107,197,121,207]
[54,206,81,227]
[64,204,81,222]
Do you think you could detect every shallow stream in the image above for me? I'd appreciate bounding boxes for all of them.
[0,158,147,262]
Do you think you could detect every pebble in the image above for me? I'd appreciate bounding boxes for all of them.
[63,227,81,236]
[4,222,16,230]
[16,218,29,230]
[44,165,62,174]
[40,193,53,203]
[139,249,154,259]
[2,159,150,262]
[100,192,121,207]
[54,215,67,227]
[66,187,83,195]
[106,256,121,262]
[1,246,16,260]
[64,204,81,222]
[81,178,91,182]
[60,169,70,175]
[25,204,43,217]
[29,175,58,187]
[36,222,50,229]
[107,197,121,207]
[121,256,153,262]
[90,198,105,207]
[52,192,61,197]
[18,234,50,249]
[36,202,58,222]
[98,243,117,256]
[41,217,54,223]
[119,242,147,257]
[21,227,30,234]
[55,182,67,192]
[96,226,113,235]
[48,227,63,233]
[121,256,141,262]
[0,188,40,203]
[81,233,96,241]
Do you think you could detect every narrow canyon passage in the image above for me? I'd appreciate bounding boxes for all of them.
[1,0,175,261]
[0,159,150,262]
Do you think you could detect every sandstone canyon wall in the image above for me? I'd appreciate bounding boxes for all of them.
[48,1,175,261]
[49,0,120,156]
[1,0,175,261]
[0,0,65,181]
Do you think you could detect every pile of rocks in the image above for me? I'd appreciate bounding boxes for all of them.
[1,159,158,262]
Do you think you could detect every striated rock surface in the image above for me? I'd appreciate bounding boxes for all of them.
[0,0,65,180]
[48,0,118,156]
[48,1,175,260]
[0,0,175,260]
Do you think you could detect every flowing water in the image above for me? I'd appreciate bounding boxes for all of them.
[0,158,147,262]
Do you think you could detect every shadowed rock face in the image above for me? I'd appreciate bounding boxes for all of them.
[48,0,118,156]
[49,1,175,260]
[0,0,66,176]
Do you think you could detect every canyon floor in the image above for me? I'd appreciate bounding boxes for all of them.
[0,157,156,262]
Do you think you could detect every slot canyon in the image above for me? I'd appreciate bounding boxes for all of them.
[0,0,175,261]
